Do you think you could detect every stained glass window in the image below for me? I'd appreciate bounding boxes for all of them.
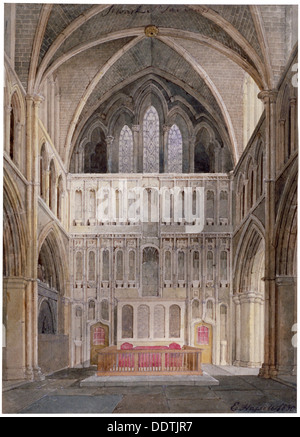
[168,124,182,173]
[143,106,159,173]
[119,125,133,173]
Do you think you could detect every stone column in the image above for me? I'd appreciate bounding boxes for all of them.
[106,135,114,173]
[49,77,55,141]
[258,89,278,378]
[214,140,222,172]
[55,91,61,150]
[4,105,12,155]
[189,135,196,173]
[24,95,34,379]
[233,294,241,366]
[278,119,285,169]
[163,124,171,173]
[275,276,297,375]
[32,95,45,380]
[289,97,297,153]
[132,125,140,172]
[3,278,29,380]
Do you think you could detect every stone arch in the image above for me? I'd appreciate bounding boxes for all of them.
[3,169,28,278]
[9,87,25,169]
[233,217,265,294]
[69,119,108,173]
[38,224,69,297]
[142,246,159,296]
[38,299,55,335]
[274,159,297,277]
[232,219,265,367]
[37,226,70,374]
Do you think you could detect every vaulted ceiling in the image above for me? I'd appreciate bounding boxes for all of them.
[9,4,298,166]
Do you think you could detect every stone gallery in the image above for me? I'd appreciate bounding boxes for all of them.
[2,3,297,390]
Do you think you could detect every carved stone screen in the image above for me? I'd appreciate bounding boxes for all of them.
[178,251,185,281]
[154,305,165,338]
[116,250,124,281]
[76,252,83,281]
[75,190,82,220]
[88,300,95,320]
[192,299,201,319]
[137,305,150,338]
[169,304,181,338]
[122,305,133,338]
[101,299,109,321]
[102,250,109,281]
[168,124,182,173]
[220,251,228,281]
[88,251,95,281]
[119,125,133,173]
[142,247,159,296]
[128,250,135,281]
[164,251,172,281]
[143,106,159,173]
[193,251,200,280]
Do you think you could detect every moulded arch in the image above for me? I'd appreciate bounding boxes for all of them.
[167,107,194,138]
[232,217,265,294]
[38,223,70,296]
[107,105,134,137]
[274,158,297,276]
[135,83,168,127]
[3,169,28,277]
[10,84,25,125]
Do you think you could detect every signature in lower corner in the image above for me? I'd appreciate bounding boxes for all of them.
[231,401,296,413]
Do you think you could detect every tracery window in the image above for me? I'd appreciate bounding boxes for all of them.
[168,124,182,173]
[119,125,133,173]
[143,106,159,173]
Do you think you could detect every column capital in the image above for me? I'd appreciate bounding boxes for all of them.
[26,93,44,106]
[132,124,140,132]
[163,124,172,133]
[106,135,114,145]
[258,89,278,104]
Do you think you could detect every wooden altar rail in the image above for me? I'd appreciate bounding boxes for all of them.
[97,346,203,376]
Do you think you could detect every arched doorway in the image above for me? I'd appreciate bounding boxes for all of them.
[37,230,69,375]
[233,222,265,367]
[194,322,213,363]
[90,322,109,365]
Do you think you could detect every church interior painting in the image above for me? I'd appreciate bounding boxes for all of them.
[2,3,298,415]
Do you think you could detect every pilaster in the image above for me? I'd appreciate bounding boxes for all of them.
[258,89,278,378]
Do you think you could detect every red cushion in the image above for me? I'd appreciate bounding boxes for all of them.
[121,342,133,350]
[134,345,168,350]
[169,343,181,350]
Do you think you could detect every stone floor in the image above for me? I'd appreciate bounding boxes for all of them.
[2,365,297,416]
